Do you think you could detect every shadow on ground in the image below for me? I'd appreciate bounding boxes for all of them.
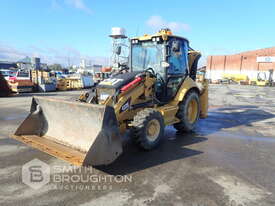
[96,130,206,175]
[198,105,275,135]
[97,105,275,175]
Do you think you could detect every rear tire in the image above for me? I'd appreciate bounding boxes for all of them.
[174,91,200,133]
[132,109,164,150]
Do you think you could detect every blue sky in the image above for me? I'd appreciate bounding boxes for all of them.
[0,0,274,66]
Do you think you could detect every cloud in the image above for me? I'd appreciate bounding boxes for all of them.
[0,42,108,66]
[146,16,190,32]
[0,43,27,61]
[51,0,92,14]
[64,0,92,14]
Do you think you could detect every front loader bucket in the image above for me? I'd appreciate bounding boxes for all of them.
[11,96,122,166]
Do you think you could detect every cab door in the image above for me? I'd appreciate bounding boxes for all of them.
[165,38,189,101]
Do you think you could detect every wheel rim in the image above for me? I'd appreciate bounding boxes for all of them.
[146,119,161,142]
[187,99,198,124]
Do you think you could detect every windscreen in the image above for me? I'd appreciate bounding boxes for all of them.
[132,41,165,76]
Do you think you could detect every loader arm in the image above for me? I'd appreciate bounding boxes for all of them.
[114,74,156,132]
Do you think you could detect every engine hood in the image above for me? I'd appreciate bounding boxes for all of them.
[97,71,141,90]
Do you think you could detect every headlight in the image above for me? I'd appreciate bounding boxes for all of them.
[132,39,138,44]
[152,37,161,42]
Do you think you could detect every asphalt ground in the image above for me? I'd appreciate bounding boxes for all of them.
[0,85,275,206]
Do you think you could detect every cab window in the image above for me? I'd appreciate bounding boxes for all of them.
[167,39,188,75]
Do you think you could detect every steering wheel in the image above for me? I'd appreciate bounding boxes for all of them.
[145,68,156,76]
[145,67,165,84]
[111,64,129,76]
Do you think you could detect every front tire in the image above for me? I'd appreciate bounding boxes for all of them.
[132,109,164,150]
[174,91,200,133]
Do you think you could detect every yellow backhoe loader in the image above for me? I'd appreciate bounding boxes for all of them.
[11,29,208,166]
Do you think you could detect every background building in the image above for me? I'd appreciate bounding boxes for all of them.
[80,59,93,68]
[31,57,41,70]
[206,47,275,81]
[17,56,32,70]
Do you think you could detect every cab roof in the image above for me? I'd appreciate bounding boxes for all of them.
[132,29,189,43]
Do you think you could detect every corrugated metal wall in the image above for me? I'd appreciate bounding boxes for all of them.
[206,47,275,80]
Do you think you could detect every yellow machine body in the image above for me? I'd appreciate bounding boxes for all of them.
[11,29,208,166]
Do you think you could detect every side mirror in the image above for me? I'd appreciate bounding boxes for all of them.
[172,41,180,52]
[115,46,121,55]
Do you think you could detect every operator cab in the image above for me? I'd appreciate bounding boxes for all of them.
[130,29,191,103]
